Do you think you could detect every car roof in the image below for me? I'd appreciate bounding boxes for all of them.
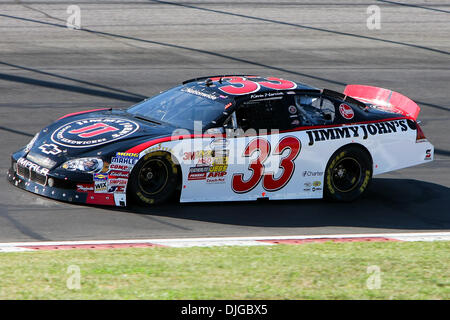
[181,75,321,99]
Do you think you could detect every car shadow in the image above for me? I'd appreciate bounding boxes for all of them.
[111,178,450,231]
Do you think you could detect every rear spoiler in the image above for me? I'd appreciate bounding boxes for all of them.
[343,85,420,120]
[322,89,367,110]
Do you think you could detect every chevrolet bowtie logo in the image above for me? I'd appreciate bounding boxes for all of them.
[39,143,62,155]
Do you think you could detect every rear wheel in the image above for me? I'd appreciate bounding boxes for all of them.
[324,146,372,202]
[128,152,179,205]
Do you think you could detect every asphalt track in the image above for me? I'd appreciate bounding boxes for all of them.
[0,0,449,242]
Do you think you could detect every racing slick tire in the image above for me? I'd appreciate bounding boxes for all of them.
[324,145,372,202]
[128,151,179,205]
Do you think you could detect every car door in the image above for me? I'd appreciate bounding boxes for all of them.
[222,94,323,201]
[178,93,332,202]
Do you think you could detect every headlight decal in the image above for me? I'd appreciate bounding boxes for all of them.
[24,133,39,153]
[61,158,104,173]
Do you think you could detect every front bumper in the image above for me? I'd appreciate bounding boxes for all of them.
[7,157,126,207]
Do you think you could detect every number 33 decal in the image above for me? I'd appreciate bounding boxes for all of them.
[232,136,301,193]
[217,77,297,95]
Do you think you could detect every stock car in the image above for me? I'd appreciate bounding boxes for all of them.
[8,75,434,206]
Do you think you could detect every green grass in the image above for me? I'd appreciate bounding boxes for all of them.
[0,241,448,299]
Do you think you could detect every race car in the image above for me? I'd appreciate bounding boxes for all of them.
[7,75,434,206]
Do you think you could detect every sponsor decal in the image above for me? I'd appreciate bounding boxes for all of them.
[94,169,129,194]
[109,163,133,171]
[93,173,108,181]
[110,157,135,165]
[142,143,173,156]
[76,184,94,192]
[108,170,130,178]
[303,171,323,177]
[94,173,108,193]
[111,153,138,165]
[206,173,227,184]
[93,169,129,194]
[206,164,228,184]
[17,157,49,176]
[209,164,228,172]
[288,105,297,114]
[107,153,137,173]
[107,177,128,194]
[339,103,354,120]
[186,149,230,182]
[181,87,218,100]
[51,118,139,148]
[187,165,210,181]
[107,185,126,193]
[304,181,321,191]
[38,143,62,155]
[306,119,408,146]
[115,152,139,159]
[94,181,108,193]
[425,149,432,160]
[108,178,127,186]
[183,150,214,161]
[184,149,229,166]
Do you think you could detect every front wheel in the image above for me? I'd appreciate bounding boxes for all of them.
[128,152,179,205]
[324,146,372,202]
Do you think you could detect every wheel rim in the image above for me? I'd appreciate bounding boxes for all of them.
[331,157,362,193]
[137,159,169,196]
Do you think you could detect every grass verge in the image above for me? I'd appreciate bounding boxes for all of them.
[0,241,448,299]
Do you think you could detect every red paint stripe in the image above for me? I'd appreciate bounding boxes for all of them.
[85,192,116,206]
[126,134,215,153]
[259,237,399,244]
[57,108,110,120]
[126,117,409,154]
[19,243,163,251]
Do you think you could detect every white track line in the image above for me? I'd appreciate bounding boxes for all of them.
[0,232,449,252]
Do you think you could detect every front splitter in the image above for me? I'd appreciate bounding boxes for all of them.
[7,168,121,206]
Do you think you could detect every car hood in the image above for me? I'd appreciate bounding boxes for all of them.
[25,108,176,169]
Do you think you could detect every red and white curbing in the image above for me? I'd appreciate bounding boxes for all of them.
[0,232,449,252]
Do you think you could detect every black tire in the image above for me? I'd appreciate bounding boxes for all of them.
[324,145,372,202]
[128,151,179,205]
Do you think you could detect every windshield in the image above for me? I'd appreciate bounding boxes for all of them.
[127,86,227,130]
